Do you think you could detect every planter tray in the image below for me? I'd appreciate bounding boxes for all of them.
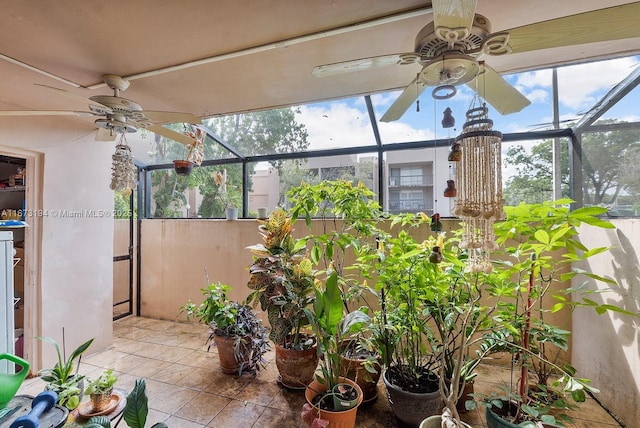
[76,388,127,419]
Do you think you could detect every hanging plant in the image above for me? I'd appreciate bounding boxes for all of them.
[174,125,205,176]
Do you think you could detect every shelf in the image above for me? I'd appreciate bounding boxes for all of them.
[0,220,27,228]
[0,186,25,193]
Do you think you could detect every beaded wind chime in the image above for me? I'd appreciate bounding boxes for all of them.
[451,100,504,272]
[110,135,137,192]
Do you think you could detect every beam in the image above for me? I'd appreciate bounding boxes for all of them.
[573,64,640,132]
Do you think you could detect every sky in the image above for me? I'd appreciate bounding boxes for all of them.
[296,55,640,151]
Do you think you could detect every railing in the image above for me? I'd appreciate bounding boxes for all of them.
[389,175,431,187]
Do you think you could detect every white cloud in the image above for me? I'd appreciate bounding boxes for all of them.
[515,57,640,111]
[525,88,549,104]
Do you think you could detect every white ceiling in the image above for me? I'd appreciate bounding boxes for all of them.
[1,0,639,141]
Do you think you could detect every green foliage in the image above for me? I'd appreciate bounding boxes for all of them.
[85,369,118,395]
[503,120,640,206]
[85,379,167,428]
[465,199,637,426]
[179,282,238,332]
[246,208,315,348]
[303,271,370,390]
[37,336,94,410]
[179,281,269,375]
[287,179,382,303]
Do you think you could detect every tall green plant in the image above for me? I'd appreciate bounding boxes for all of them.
[246,208,315,349]
[37,336,94,410]
[470,199,637,427]
[303,271,369,390]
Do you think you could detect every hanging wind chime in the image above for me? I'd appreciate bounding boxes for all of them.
[110,135,137,192]
[451,99,504,272]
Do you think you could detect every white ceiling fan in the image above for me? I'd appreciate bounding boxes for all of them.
[0,74,202,145]
[313,0,640,122]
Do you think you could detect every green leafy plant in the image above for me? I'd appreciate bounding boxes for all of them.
[37,336,94,410]
[304,270,369,394]
[246,208,315,349]
[180,280,269,375]
[85,369,118,395]
[467,200,638,427]
[85,379,167,428]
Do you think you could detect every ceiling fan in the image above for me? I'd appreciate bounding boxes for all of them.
[312,0,640,122]
[0,74,202,145]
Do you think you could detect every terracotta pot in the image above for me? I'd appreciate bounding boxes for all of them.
[304,377,363,428]
[90,389,113,412]
[213,334,249,374]
[173,160,194,176]
[339,347,381,403]
[275,342,318,389]
[383,369,442,428]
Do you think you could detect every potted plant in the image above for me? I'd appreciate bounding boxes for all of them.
[209,170,239,219]
[173,125,204,176]
[246,208,318,389]
[288,180,385,400]
[369,214,444,427]
[301,271,368,428]
[179,281,269,375]
[85,379,167,428]
[85,369,118,413]
[37,336,94,410]
[467,200,636,427]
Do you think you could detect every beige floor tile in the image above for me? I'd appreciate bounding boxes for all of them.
[253,406,303,428]
[132,342,196,362]
[19,316,623,428]
[207,399,266,427]
[163,415,207,428]
[149,384,200,414]
[174,392,231,424]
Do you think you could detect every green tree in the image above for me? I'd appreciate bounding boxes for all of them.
[148,108,309,217]
[503,120,640,206]
[503,139,569,205]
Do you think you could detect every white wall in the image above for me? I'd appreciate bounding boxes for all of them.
[0,117,115,370]
[573,219,640,426]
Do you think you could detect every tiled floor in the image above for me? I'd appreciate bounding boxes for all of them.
[17,316,623,427]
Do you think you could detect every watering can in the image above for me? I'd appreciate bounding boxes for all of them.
[0,353,30,409]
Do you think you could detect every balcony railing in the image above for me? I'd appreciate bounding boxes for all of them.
[389,175,431,187]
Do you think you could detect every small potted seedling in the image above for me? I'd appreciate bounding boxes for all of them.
[85,369,117,412]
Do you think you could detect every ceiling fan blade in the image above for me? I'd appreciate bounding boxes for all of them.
[143,111,201,125]
[146,124,197,146]
[95,127,118,141]
[34,84,113,112]
[467,63,530,115]
[312,53,421,78]
[380,76,427,122]
[0,110,95,117]
[432,0,478,40]
[499,2,640,55]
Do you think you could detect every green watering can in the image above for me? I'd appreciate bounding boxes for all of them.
[0,353,30,409]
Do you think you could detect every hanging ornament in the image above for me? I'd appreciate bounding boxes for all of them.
[428,246,444,264]
[430,213,443,232]
[441,107,455,128]
[448,141,462,162]
[444,179,457,198]
[451,101,504,273]
[110,135,137,192]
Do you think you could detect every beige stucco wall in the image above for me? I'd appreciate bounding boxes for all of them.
[0,117,115,371]
[573,220,640,426]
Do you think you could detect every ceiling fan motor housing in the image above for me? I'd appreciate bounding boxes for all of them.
[414,14,491,59]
